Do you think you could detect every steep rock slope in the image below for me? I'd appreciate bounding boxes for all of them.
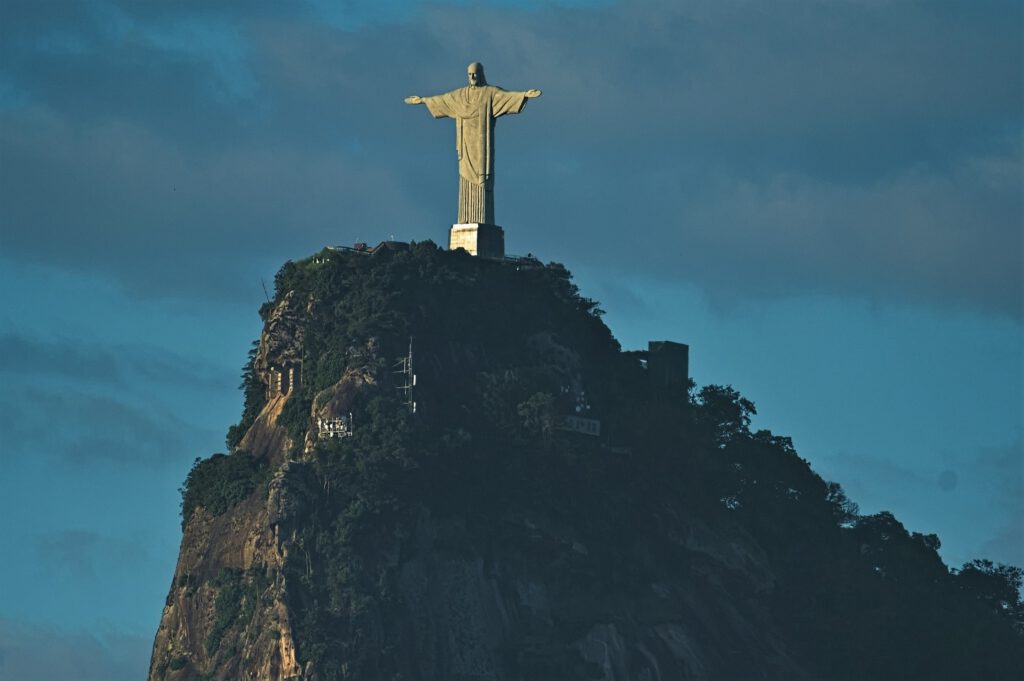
[150,243,1024,681]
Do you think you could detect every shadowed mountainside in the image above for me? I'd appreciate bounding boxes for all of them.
[149,242,1024,680]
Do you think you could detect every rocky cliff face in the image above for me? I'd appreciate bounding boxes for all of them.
[148,396,303,681]
[149,243,1024,681]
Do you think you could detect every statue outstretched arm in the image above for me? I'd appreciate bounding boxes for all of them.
[408,92,459,119]
[525,89,542,98]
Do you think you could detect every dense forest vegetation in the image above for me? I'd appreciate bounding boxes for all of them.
[182,241,1023,679]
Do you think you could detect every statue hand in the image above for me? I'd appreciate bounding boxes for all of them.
[404,96,423,105]
[525,89,542,98]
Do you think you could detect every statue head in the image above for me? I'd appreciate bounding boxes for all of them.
[467,62,487,87]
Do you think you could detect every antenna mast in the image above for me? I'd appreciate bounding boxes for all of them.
[393,336,417,414]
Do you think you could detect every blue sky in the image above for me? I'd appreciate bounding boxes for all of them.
[0,1,1021,678]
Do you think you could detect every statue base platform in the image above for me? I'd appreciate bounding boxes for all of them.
[449,223,505,259]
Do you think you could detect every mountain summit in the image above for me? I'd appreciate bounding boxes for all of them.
[149,242,1023,680]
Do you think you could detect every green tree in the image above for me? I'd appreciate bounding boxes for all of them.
[226,340,264,450]
[695,384,756,447]
[517,392,558,441]
[955,559,1024,626]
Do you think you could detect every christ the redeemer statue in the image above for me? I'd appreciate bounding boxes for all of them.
[406,62,540,257]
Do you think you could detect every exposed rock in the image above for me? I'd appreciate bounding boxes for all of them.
[149,358,302,680]
[237,395,290,462]
[255,290,307,388]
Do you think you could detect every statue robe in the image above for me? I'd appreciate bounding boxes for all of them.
[423,85,530,224]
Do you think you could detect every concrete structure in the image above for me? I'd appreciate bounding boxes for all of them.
[405,63,540,252]
[318,414,353,439]
[560,415,602,437]
[449,223,505,258]
[268,362,301,399]
[647,341,689,389]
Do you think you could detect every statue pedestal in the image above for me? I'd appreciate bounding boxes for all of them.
[449,223,505,259]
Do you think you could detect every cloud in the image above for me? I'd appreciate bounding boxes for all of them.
[0,387,196,466]
[0,617,149,681]
[0,333,115,383]
[0,0,1019,314]
[979,520,1024,569]
[974,439,1024,566]
[32,530,150,582]
[0,331,235,467]
[0,332,233,391]
[660,155,1022,315]
[0,0,260,140]
[33,530,101,581]
[0,108,418,302]
[827,449,931,489]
